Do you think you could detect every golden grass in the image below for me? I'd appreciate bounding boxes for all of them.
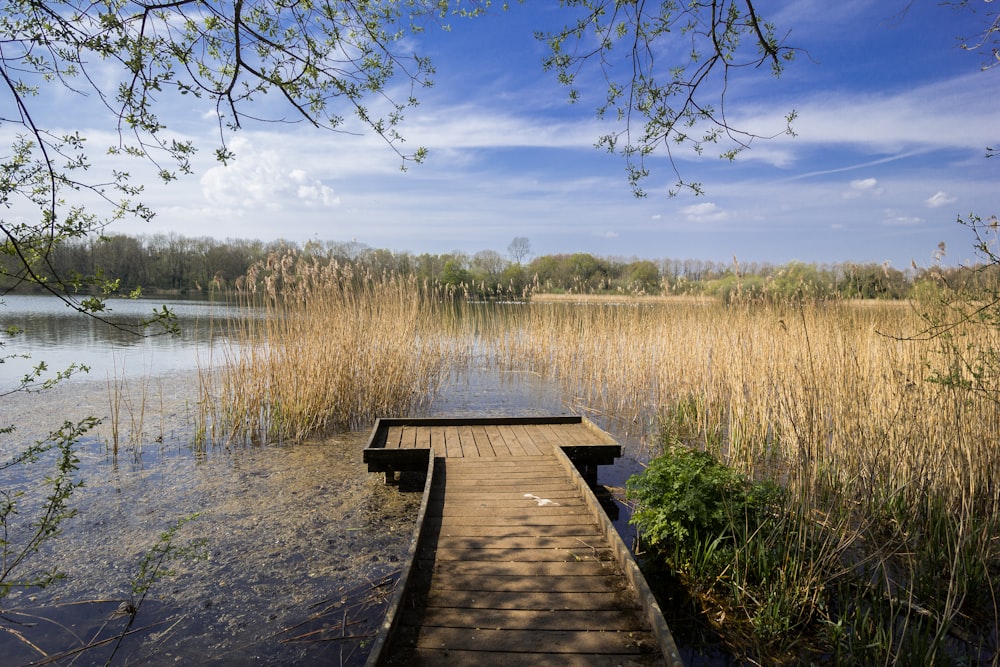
[482,295,999,660]
[199,252,460,444]
[488,298,1000,508]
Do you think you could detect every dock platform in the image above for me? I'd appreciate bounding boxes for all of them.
[363,416,683,666]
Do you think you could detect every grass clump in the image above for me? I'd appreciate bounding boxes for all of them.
[623,384,998,664]
[199,250,458,444]
[627,444,779,550]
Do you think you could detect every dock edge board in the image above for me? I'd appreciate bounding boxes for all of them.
[364,450,435,667]
[552,444,685,667]
[362,415,621,474]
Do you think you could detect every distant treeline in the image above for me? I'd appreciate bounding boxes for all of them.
[2,233,995,301]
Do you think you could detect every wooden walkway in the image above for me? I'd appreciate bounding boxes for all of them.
[363,417,684,666]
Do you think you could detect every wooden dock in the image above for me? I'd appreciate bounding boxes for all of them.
[363,416,684,666]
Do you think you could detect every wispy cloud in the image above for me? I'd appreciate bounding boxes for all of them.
[735,72,998,157]
[925,191,957,208]
[882,210,924,226]
[682,202,729,223]
[844,177,884,198]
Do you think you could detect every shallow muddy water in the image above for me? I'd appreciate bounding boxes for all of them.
[2,376,420,665]
[1,360,659,665]
[1,296,670,665]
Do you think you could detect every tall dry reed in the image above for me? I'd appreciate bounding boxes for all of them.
[490,297,999,507]
[199,251,460,444]
[483,295,999,660]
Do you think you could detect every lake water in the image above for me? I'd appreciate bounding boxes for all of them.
[1,295,673,665]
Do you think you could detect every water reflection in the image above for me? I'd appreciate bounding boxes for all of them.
[1,294,240,388]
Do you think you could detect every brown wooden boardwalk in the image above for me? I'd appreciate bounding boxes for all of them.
[363,417,684,666]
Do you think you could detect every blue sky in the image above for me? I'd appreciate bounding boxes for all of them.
[45,2,1000,268]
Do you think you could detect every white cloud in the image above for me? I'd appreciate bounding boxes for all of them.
[925,190,956,208]
[682,202,729,223]
[735,72,998,157]
[199,137,339,212]
[844,177,884,198]
[882,210,924,226]
[594,230,619,238]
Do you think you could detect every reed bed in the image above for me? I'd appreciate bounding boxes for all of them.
[201,262,997,661]
[483,296,1000,663]
[199,251,461,444]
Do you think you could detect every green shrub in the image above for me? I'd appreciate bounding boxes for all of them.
[627,445,779,549]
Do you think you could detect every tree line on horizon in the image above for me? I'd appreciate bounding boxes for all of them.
[2,233,995,303]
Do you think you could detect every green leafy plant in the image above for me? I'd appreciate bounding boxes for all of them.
[627,444,778,550]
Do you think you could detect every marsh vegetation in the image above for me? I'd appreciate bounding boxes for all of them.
[6,239,998,664]
[200,245,999,665]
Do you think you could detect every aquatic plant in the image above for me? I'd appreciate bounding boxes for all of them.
[483,294,1000,664]
[202,250,462,443]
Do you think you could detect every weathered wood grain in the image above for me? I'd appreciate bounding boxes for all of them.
[363,417,682,667]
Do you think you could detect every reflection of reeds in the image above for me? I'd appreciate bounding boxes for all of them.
[201,251,458,444]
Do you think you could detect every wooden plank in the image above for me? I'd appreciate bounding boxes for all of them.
[400,425,418,449]
[421,520,604,540]
[509,424,544,456]
[436,460,567,475]
[414,427,432,449]
[412,572,628,594]
[384,425,403,449]
[580,417,618,444]
[537,422,567,448]
[428,426,446,457]
[434,478,575,493]
[436,514,599,527]
[367,415,582,430]
[483,424,511,457]
[432,534,608,551]
[436,497,587,512]
[442,427,463,458]
[470,426,496,457]
[400,607,647,631]
[436,489,582,502]
[495,424,528,457]
[397,625,655,654]
[455,425,476,457]
[556,422,597,445]
[431,546,615,563]
[391,648,662,666]
[420,589,638,611]
[415,559,616,578]
[433,479,574,493]
[436,505,589,518]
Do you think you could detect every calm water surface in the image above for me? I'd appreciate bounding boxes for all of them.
[0,296,699,665]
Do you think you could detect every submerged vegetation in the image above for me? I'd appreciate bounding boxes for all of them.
[192,218,1000,664]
